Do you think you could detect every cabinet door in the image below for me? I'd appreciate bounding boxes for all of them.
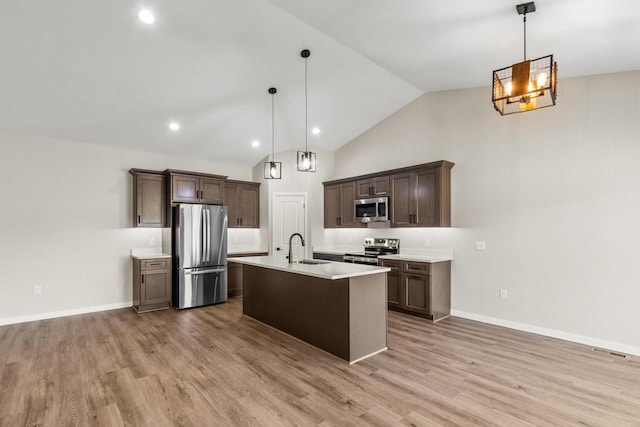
[199,178,223,204]
[414,168,439,227]
[356,179,374,198]
[339,182,360,228]
[387,270,402,308]
[134,174,165,227]
[224,183,240,227]
[141,269,171,306]
[237,184,259,227]
[390,172,412,226]
[404,274,430,315]
[227,261,243,298]
[172,175,200,203]
[324,184,341,228]
[372,176,389,196]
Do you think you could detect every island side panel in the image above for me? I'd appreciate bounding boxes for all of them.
[242,265,351,361]
[348,273,388,362]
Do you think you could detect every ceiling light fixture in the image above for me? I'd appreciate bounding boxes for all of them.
[168,122,180,131]
[252,140,260,147]
[492,2,557,115]
[138,9,155,25]
[312,127,320,135]
[264,88,282,179]
[297,49,317,172]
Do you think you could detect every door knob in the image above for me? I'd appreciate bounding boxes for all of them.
[276,247,281,251]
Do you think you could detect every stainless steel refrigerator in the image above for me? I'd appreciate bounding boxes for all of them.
[172,204,228,309]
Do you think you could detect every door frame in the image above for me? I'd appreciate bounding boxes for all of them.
[271,192,309,258]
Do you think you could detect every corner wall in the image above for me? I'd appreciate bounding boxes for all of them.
[328,70,640,351]
[0,132,251,323]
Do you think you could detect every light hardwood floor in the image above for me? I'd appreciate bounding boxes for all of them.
[1,298,639,426]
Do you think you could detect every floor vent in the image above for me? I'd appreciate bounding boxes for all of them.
[592,347,629,359]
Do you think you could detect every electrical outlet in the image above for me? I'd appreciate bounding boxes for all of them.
[476,241,486,251]
[149,238,155,246]
[348,236,353,244]
[33,285,42,295]
[499,289,508,299]
[424,239,431,247]
[233,236,239,244]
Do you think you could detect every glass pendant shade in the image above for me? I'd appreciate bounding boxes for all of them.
[264,161,282,179]
[296,151,316,172]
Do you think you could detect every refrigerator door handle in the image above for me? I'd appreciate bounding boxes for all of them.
[184,268,226,275]
[207,209,211,262]
[201,208,206,263]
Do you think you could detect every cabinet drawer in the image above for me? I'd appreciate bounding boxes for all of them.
[404,261,430,274]
[141,259,170,270]
[379,259,401,270]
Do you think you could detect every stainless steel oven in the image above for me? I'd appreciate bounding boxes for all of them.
[354,197,389,223]
[343,237,399,265]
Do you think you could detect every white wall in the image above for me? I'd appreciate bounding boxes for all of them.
[326,70,640,351]
[252,148,335,258]
[0,132,251,323]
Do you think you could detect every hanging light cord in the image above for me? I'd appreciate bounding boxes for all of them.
[304,55,308,153]
[271,92,275,162]
[523,12,527,61]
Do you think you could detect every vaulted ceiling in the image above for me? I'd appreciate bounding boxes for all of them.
[1,0,638,165]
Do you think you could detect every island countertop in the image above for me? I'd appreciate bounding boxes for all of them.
[227,256,390,280]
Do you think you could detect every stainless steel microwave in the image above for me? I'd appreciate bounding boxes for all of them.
[354,197,389,223]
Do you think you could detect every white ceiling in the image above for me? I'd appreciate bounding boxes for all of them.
[1,0,638,166]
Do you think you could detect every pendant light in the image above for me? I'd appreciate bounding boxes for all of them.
[263,87,282,179]
[297,49,317,172]
[492,2,557,115]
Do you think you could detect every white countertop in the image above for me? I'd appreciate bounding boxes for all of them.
[131,253,171,260]
[228,256,390,280]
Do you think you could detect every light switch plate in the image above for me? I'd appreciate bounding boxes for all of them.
[499,289,508,299]
[33,285,42,295]
[149,238,155,246]
[476,241,486,250]
[424,239,431,247]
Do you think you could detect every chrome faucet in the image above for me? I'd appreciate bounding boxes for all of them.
[288,233,305,263]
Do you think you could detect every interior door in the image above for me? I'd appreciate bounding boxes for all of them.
[272,194,306,261]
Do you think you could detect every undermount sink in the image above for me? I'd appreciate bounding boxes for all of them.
[294,259,330,265]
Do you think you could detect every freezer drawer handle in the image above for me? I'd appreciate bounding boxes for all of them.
[184,268,225,275]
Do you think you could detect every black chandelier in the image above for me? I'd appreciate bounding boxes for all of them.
[297,49,317,172]
[492,2,557,115]
[264,87,282,179]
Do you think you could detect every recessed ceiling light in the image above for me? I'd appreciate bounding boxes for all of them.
[168,122,180,131]
[252,140,260,147]
[312,127,320,135]
[138,9,155,25]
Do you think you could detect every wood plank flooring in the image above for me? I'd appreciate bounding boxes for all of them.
[1,298,639,426]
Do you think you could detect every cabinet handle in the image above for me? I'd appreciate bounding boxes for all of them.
[137,214,141,224]
[240,218,243,225]
[369,186,374,195]
[142,274,145,284]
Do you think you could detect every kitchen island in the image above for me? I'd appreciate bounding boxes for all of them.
[228,256,390,364]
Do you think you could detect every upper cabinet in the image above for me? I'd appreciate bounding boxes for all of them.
[356,176,389,198]
[224,181,260,228]
[390,163,452,228]
[324,160,454,228]
[324,181,365,228]
[167,171,225,205]
[129,169,166,228]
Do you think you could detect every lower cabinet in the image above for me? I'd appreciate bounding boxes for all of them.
[132,258,172,313]
[379,259,451,321]
[227,252,268,298]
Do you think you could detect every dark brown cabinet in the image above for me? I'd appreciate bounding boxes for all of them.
[356,176,389,198]
[323,181,364,228]
[130,170,166,228]
[390,163,452,227]
[132,257,172,313]
[323,161,453,228]
[170,173,224,204]
[224,181,260,228]
[379,258,451,321]
[227,252,268,298]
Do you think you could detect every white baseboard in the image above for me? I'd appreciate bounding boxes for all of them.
[450,310,640,357]
[0,301,133,327]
